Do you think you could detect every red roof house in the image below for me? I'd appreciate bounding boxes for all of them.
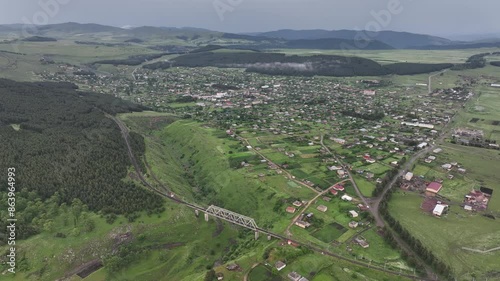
[426,182,443,193]
[332,184,345,191]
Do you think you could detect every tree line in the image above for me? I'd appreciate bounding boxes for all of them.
[142,51,455,77]
[375,166,454,279]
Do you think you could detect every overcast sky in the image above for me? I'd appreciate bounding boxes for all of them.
[0,0,498,37]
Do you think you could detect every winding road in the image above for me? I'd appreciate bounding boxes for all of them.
[319,134,438,279]
[108,113,430,281]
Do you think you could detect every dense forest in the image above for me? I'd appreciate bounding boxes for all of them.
[21,36,57,42]
[383,63,453,75]
[124,38,144,43]
[142,51,453,77]
[93,53,169,66]
[452,52,500,70]
[143,61,172,70]
[222,33,395,50]
[284,38,393,50]
[0,79,164,240]
[75,41,129,47]
[490,61,500,67]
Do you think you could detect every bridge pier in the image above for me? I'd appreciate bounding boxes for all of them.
[195,209,199,217]
[255,231,259,240]
[204,212,209,222]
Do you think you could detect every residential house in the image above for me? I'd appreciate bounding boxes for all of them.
[288,272,302,281]
[295,220,311,229]
[275,261,286,271]
[226,264,240,271]
[349,210,359,218]
[441,163,452,170]
[332,184,345,191]
[354,237,370,248]
[341,194,353,201]
[426,182,443,194]
[433,148,443,153]
[317,205,328,212]
[432,204,448,217]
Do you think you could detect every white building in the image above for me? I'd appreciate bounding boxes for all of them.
[349,210,359,218]
[442,163,452,170]
[341,195,353,202]
[433,148,443,154]
[417,142,428,149]
[433,204,448,217]
[275,261,286,271]
[404,172,414,181]
[401,122,435,129]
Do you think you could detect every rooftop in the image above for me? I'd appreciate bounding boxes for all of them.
[426,182,443,193]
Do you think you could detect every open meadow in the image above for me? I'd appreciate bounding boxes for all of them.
[389,192,500,280]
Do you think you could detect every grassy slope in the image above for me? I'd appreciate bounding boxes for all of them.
[119,113,414,280]
[154,120,306,232]
[0,194,248,281]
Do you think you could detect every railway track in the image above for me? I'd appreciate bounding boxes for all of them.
[108,113,430,281]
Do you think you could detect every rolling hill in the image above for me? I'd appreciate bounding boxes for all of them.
[257,29,452,49]
[1,22,498,51]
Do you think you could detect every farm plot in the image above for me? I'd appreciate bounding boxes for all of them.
[311,223,348,243]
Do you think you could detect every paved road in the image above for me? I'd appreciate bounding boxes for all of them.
[320,134,438,280]
[370,145,434,227]
[110,114,428,281]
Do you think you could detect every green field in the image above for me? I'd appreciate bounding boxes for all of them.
[352,176,376,197]
[389,192,500,280]
[249,265,282,281]
[311,223,348,243]
[0,199,249,281]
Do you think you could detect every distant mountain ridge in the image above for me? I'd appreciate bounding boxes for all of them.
[1,22,499,50]
[256,29,452,49]
[0,22,221,41]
